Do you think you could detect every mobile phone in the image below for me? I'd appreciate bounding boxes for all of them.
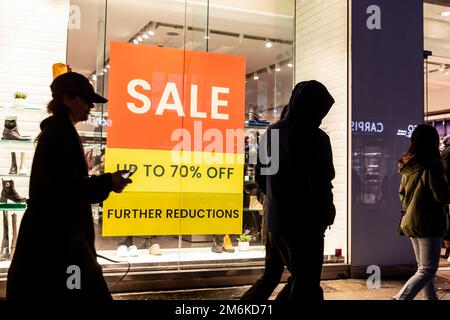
[121,166,137,179]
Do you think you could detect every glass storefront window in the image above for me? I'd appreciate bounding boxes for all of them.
[0,1,349,290]
[66,0,296,270]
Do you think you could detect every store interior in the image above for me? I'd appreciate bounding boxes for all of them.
[424,3,450,143]
[0,0,294,268]
[1,0,297,267]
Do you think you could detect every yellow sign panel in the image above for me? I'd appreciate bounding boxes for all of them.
[105,148,244,194]
[102,192,243,235]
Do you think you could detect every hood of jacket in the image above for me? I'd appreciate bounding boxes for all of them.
[285,80,335,128]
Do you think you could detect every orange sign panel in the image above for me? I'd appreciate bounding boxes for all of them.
[107,42,246,153]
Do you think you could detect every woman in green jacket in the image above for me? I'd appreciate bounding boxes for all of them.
[394,124,449,300]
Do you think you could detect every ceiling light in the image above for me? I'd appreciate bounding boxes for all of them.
[137,36,143,42]
[275,64,281,72]
[253,74,259,80]
[143,34,149,40]
[265,40,273,48]
[103,68,107,73]
[106,64,110,69]
[147,30,155,36]
[288,63,293,68]
[92,75,97,81]
[441,11,450,17]
[204,35,210,40]
[445,69,449,76]
[133,39,139,45]
[439,64,446,72]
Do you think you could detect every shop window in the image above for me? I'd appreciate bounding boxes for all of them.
[64,0,296,270]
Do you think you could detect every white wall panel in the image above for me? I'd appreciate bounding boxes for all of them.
[0,0,69,259]
[295,0,348,258]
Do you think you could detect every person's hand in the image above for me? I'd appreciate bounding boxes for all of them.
[111,170,132,193]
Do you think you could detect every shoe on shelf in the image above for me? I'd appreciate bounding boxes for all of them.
[128,245,139,257]
[0,246,10,261]
[116,245,128,257]
[9,152,17,175]
[444,248,450,259]
[17,152,27,175]
[211,235,223,253]
[223,234,235,253]
[149,244,163,255]
[18,167,28,176]
[1,179,26,203]
[2,118,31,141]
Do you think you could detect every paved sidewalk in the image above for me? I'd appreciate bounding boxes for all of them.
[113,267,450,301]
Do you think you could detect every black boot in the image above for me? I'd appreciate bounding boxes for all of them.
[9,152,17,175]
[2,118,31,141]
[1,211,10,261]
[211,235,223,253]
[1,180,26,203]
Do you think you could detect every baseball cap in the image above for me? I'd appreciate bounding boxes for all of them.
[50,72,107,104]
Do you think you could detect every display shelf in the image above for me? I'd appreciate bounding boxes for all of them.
[0,174,30,178]
[243,208,262,212]
[83,143,106,148]
[79,131,107,138]
[0,203,26,211]
[0,105,44,112]
[0,140,33,144]
[90,111,108,117]
[245,124,270,129]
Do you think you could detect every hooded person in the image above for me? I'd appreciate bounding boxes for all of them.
[258,80,336,302]
[6,72,131,301]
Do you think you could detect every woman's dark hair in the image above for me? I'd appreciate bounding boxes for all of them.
[35,98,71,142]
[47,98,69,117]
[280,105,288,120]
[404,124,440,164]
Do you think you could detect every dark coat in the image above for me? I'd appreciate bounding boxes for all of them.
[257,81,336,235]
[7,114,113,300]
[441,144,450,241]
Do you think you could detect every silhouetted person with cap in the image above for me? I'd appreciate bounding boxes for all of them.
[259,81,336,302]
[7,72,132,300]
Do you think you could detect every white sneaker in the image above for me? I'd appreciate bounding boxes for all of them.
[116,245,128,257]
[128,245,139,257]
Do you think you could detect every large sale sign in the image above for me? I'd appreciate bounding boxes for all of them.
[102,42,246,236]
